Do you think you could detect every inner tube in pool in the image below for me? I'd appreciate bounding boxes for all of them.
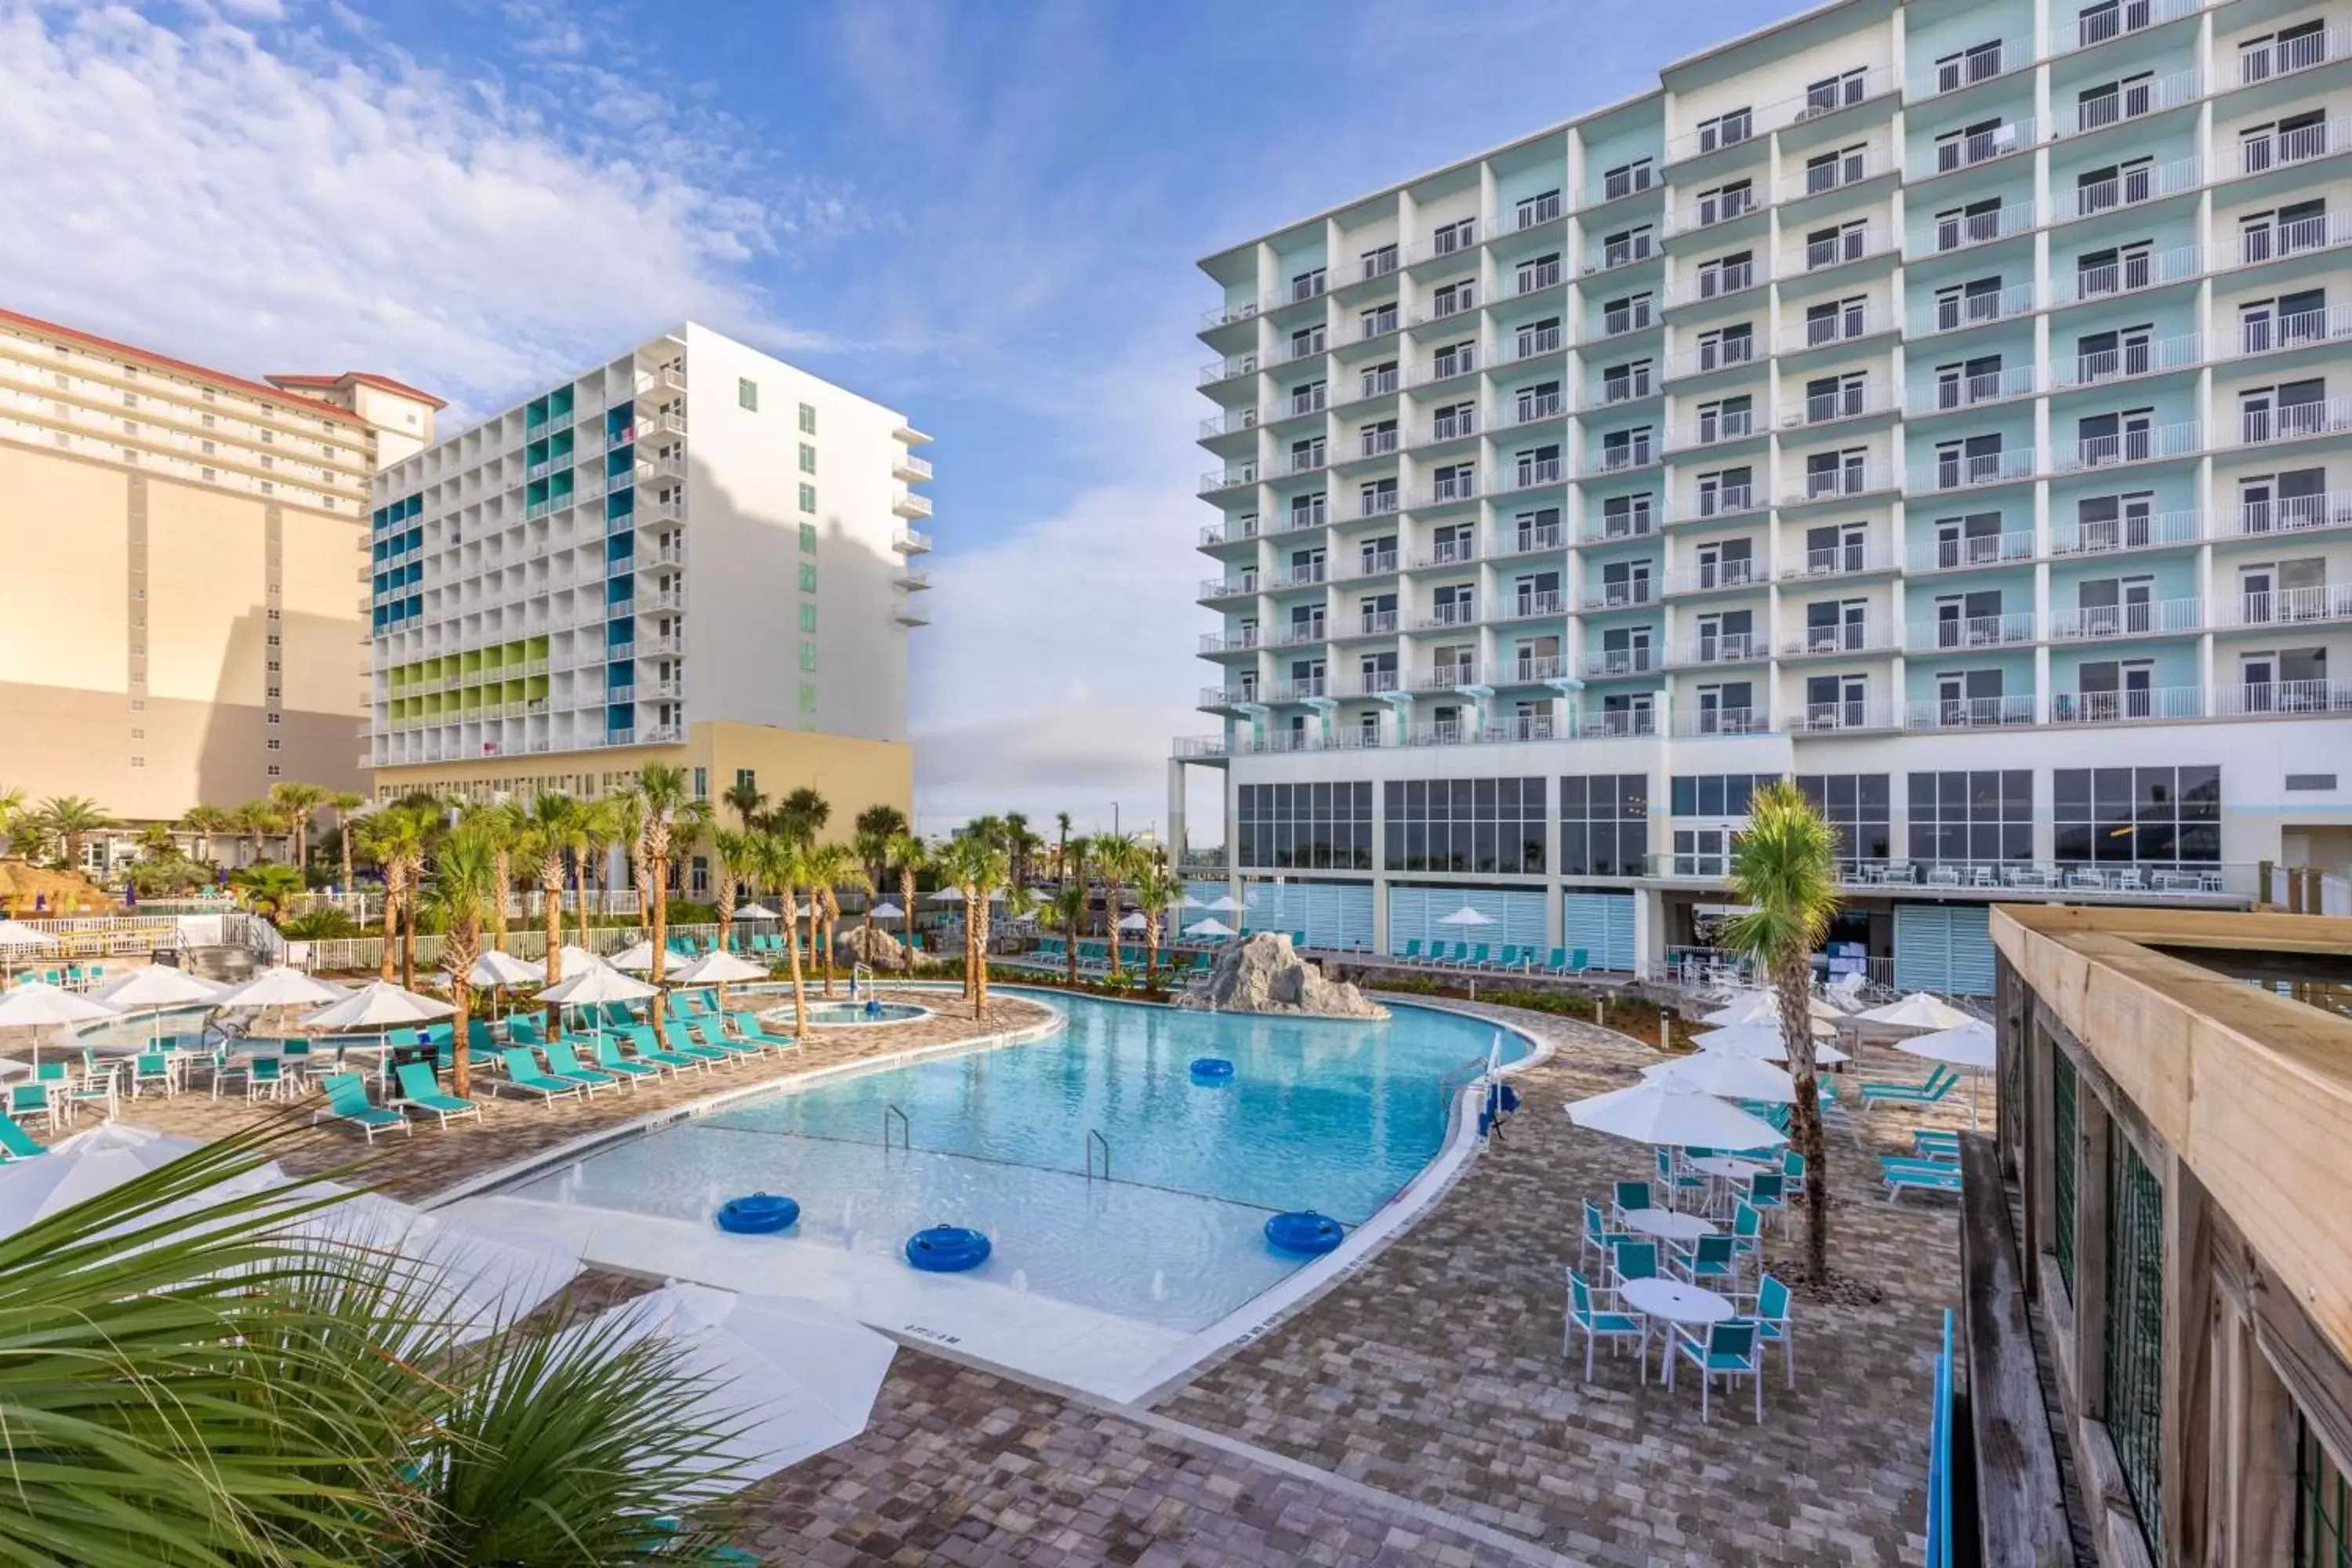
[1189,1056,1236,1081]
[905,1225,992,1272]
[1264,1210,1345,1255]
[714,1193,800,1235]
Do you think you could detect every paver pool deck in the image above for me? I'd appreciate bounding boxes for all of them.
[97,988,1969,1565]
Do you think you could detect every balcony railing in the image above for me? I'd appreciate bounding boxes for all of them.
[1904,695,2036,729]
[1675,484,1759,521]
[1911,365,2035,416]
[2055,243,2201,307]
[1916,448,2037,491]
[1410,351,1483,388]
[1483,656,1567,684]
[1496,523,1564,558]
[1496,590,1566,621]
[1595,303,1657,339]
[2048,596,2203,640]
[2233,211,2352,272]
[1510,394,1568,426]
[1410,537,1479,568]
[1409,665,1476,692]
[1584,508,1658,542]
[1200,686,1249,709]
[1779,307,1892,355]
[1913,39,2023,98]
[1670,706,1766,737]
[2049,0,2204,56]
[1785,700,1896,732]
[1596,438,1658,473]
[1172,735,1228,759]
[1584,648,1658,677]
[1414,604,1479,630]
[1784,462,1893,505]
[1911,283,2035,336]
[2222,489,2352,537]
[1782,543,1891,579]
[1199,354,1258,387]
[2235,398,2352,449]
[1920,201,2033,256]
[1664,339,1759,381]
[1789,224,1896,274]
[2238,114,2352,180]
[1274,619,1329,647]
[1581,710,1659,738]
[1905,612,2038,650]
[1414,412,1474,447]
[1200,630,1261,654]
[1403,716,1562,747]
[1591,375,1653,408]
[1665,562,1759,596]
[2215,304,2352,364]
[1584,234,1657,276]
[1405,223,1482,267]
[1345,670,1402,697]
[1780,622,1895,656]
[1667,410,1759,452]
[1352,610,1400,637]
[1504,456,1565,490]
[1780,147,1894,204]
[1668,632,1768,666]
[2051,331,2202,390]
[2212,679,2352,717]
[2050,685,2203,724]
[1272,563,1327,590]
[2063,156,2200,223]
[1581,579,1657,610]
[1915,118,2035,180]
[1666,263,1764,309]
[1417,473,1484,506]
[2214,583,2352,627]
[2051,509,2201,557]
[1339,550,1399,580]
[2238,21,2352,86]
[1510,326,1565,362]
[1668,188,1762,238]
[1200,464,1257,495]
[1581,165,1658,208]
[1666,111,1762,167]
[1267,677,1328,702]
[2054,65,2202,134]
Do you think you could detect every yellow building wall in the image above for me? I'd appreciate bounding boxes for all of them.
[146,477,267,707]
[279,507,365,716]
[0,442,127,691]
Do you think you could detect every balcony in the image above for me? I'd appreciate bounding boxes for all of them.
[1403,715,1563,748]
[1410,351,1483,390]
[1910,284,2035,337]
[1785,225,1896,276]
[1494,590,1566,622]
[1779,146,1895,205]
[1783,463,1893,506]
[1274,619,1330,648]
[1270,562,1327,591]
[1409,664,1479,692]
[1583,648,1659,678]
[1200,630,1260,655]
[1507,326,1565,364]
[1784,387,1893,431]
[1266,677,1328,702]
[1414,474,1484,509]
[1666,410,1760,454]
[1911,38,2026,99]
[1910,365,2037,417]
[1577,710,1657,739]
[2053,66,2201,136]
[1347,610,1400,638]
[2053,243,2201,307]
[892,527,932,554]
[1197,408,1262,440]
[1669,706,1766,738]
[2050,686,2203,724]
[2048,597,2202,640]
[2212,583,2352,629]
[2215,304,2352,366]
[2238,114,2352,184]
[2212,679,2352,717]
[1663,340,1759,383]
[2060,157,2201,225]
[1410,537,1480,569]
[1338,550,1399,581]
[1199,685,1250,710]
[1594,304,1658,341]
[1584,508,1659,543]
[1405,223,1483,267]
[1345,670,1402,697]
[1494,524,1565,560]
[1777,308,1894,359]
[1916,201,2034,260]
[892,491,934,520]
[634,365,685,399]
[2234,21,2352,89]
[1413,604,1479,632]
[1780,622,1896,658]
[1410,414,1473,449]
[1905,612,2038,651]
[1903,695,2036,730]
[1667,631,1768,667]
[1781,543,1893,580]
[1915,448,2036,492]
[2052,420,2200,473]
[1667,189,1762,238]
[1410,291,1480,329]
[1672,485,1759,524]
[1594,438,1658,475]
[1580,165,1658,209]
[1784,700,1897,733]
[2049,0,2203,56]
[2051,509,2201,556]
[2234,399,2352,452]
[1913,118,2035,182]
[1666,111,1762,169]
[1199,574,1258,602]
[1584,234,1657,278]
[2219,488,2352,538]
[1199,353,1258,388]
[1666,264,1764,310]
[2051,332,2201,391]
[1483,656,1568,685]
[1664,562,1760,597]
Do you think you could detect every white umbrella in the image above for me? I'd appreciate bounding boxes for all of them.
[1643,1053,1799,1103]
[0,982,118,1069]
[1178,892,1207,909]
[87,966,223,1048]
[1565,1077,1789,1149]
[454,950,545,989]
[1116,912,1148,931]
[1184,917,1235,938]
[607,940,658,973]
[1203,895,1241,913]
[926,887,967,903]
[734,903,779,920]
[1694,1022,1851,1066]
[1895,1021,1996,1128]
[669,949,765,985]
[566,1283,895,1486]
[0,920,59,953]
[1858,993,1980,1033]
[536,964,659,1006]
[1436,905,1496,927]
[549,944,609,977]
[1703,991,1845,1027]
[301,981,453,1033]
[0,1123,263,1235]
[867,900,903,919]
[209,967,349,1010]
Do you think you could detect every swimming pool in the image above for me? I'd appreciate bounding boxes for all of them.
[453,991,1532,1396]
[756,996,930,1026]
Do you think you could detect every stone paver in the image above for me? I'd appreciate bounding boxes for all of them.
[1151,1002,1969,1568]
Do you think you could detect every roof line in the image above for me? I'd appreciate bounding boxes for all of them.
[0,307,368,427]
[267,371,448,410]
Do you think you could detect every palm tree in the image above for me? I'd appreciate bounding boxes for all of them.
[577,798,625,945]
[885,831,927,973]
[721,776,768,832]
[228,799,288,865]
[134,822,176,858]
[606,789,648,920]
[634,765,710,1031]
[177,804,232,866]
[1003,811,1037,888]
[462,798,524,951]
[1722,779,1845,1286]
[1045,884,1087,987]
[360,804,434,988]
[1133,849,1183,989]
[518,792,584,1034]
[1090,832,1141,979]
[37,796,113,871]
[749,829,815,1043]
[710,828,760,961]
[0,786,24,842]
[772,786,830,848]
[851,822,896,924]
[327,789,367,895]
[935,833,1009,1018]
[268,781,333,876]
[423,826,501,1098]
[805,843,869,996]
[227,862,304,921]
[853,802,908,847]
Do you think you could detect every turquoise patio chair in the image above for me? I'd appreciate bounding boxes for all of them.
[132,1052,176,1098]
[661,1019,731,1068]
[6,1083,53,1131]
[688,1019,760,1061]
[0,1119,47,1160]
[621,1023,702,1074]
[1562,1269,1646,1382]
[244,1056,286,1102]
[1610,1180,1652,1222]
[313,1073,409,1143]
[1682,1234,1740,1291]
[1394,938,1423,964]
[1609,1238,1660,1285]
[590,1035,663,1083]
[543,1038,624,1094]
[1752,1275,1796,1386]
[391,1062,481,1130]
[499,1047,585,1105]
[1858,1065,1958,1112]
[1668,1319,1764,1423]
[728,1011,794,1050]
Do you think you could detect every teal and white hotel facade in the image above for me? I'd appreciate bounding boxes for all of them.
[1173,0,2352,990]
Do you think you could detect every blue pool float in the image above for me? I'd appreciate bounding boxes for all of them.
[906,1225,992,1272]
[1265,1210,1345,1255]
[1190,1056,1236,1082]
[714,1193,800,1234]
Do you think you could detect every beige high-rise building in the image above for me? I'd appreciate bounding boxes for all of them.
[0,307,441,833]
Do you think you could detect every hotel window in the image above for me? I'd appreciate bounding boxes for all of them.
[1515,189,1562,229]
[1238,781,1372,870]
[1697,322,1753,371]
[1290,266,1327,301]
[2054,765,2219,866]
[129,757,145,769]
[738,378,758,411]
[1598,365,1646,405]
[267,739,281,752]
[260,428,274,444]
[1602,293,1653,335]
[266,764,281,778]
[797,563,817,593]
[1432,216,1476,255]
[1807,220,1870,269]
[798,642,818,671]
[1601,158,1653,201]
[1361,301,1399,337]
[1383,777,1546,875]
[1908,770,2032,864]
[1600,226,1653,268]
[693,768,707,800]
[266,712,281,724]
[799,522,818,553]
[1515,252,1562,293]
[798,682,818,713]
[797,402,816,434]
[1806,68,1870,115]
[1696,107,1752,154]
[798,602,817,633]
[1697,251,1754,298]
[798,483,816,514]
[1795,775,1891,866]
[1361,242,1399,281]
[1559,775,1647,877]
[797,443,816,474]
[1431,280,1474,318]
[1696,179,1754,227]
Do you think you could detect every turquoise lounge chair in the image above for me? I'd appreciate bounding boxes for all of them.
[314,1072,411,1142]
[506,1014,546,1044]
[590,1035,663,1083]
[1881,1156,1963,1202]
[0,1120,46,1160]
[543,1038,625,1094]
[659,1019,730,1067]
[622,1023,702,1074]
[499,1047,586,1105]
[1394,938,1424,964]
[688,1020,761,1060]
[1859,1065,1958,1111]
[392,1062,481,1129]
[728,1011,794,1050]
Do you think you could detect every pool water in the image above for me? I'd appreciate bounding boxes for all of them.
[492,993,1523,1340]
[760,997,929,1026]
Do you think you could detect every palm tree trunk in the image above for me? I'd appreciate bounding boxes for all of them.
[1066,913,1080,987]
[822,915,838,996]
[648,849,669,1034]
[784,881,809,1042]
[1775,954,1831,1285]
[543,866,565,1036]
[491,848,510,949]
[449,943,477,1099]
[378,867,400,982]
[338,833,354,900]
[399,853,420,991]
[1104,879,1123,978]
[971,887,992,1021]
[899,867,917,973]
[1146,912,1161,989]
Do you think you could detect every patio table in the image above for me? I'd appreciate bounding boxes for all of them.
[1621,1207,1715,1243]
[1687,1156,1769,1181]
[1621,1276,1737,1381]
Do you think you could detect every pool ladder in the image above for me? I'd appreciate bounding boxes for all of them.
[882,1103,910,1153]
[1085,1128,1111,1183]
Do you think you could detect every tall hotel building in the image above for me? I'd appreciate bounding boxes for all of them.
[1178,0,2352,989]
[0,308,439,831]
[365,324,931,861]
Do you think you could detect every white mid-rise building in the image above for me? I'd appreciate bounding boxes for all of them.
[1173,0,2352,990]
[368,323,931,858]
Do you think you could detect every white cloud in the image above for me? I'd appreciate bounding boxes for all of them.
[0,2,830,414]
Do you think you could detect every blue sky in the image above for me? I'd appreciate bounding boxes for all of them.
[1,0,1813,836]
